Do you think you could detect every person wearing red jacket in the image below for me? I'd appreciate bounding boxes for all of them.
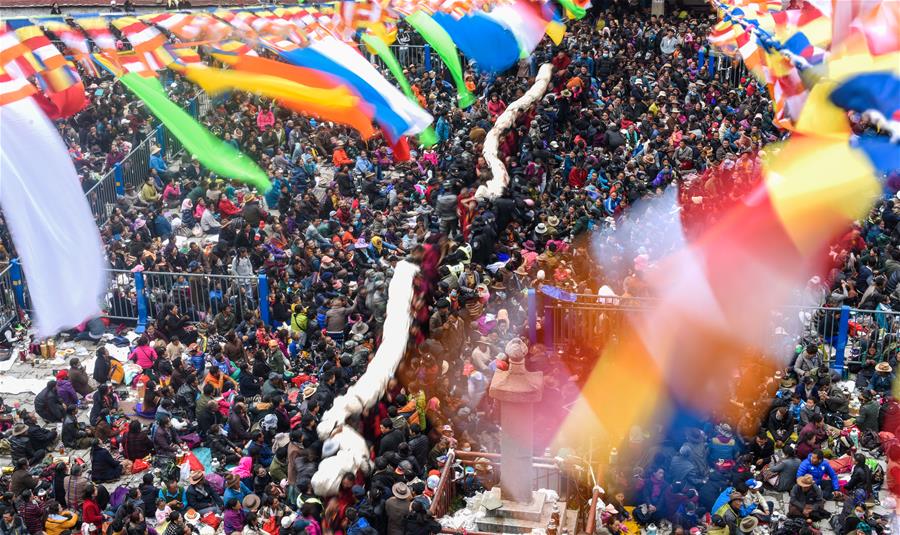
[332,141,353,167]
[82,484,103,534]
[218,195,242,217]
[568,164,588,188]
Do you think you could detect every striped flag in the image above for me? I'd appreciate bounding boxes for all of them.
[0,63,37,105]
[170,46,202,67]
[0,24,39,79]
[211,40,259,57]
[734,27,765,70]
[74,17,118,55]
[92,51,156,77]
[141,13,202,42]
[112,17,175,72]
[43,20,100,76]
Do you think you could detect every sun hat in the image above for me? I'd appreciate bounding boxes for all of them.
[242,494,261,511]
[11,424,28,436]
[797,474,814,488]
[351,322,369,336]
[188,471,205,485]
[392,482,411,500]
[739,516,758,531]
[876,362,892,373]
[302,384,318,400]
[535,223,548,235]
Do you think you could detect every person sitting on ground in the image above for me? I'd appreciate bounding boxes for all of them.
[43,500,77,535]
[788,474,827,522]
[61,406,93,449]
[90,439,124,482]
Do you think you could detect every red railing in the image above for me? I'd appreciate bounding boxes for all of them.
[429,450,457,518]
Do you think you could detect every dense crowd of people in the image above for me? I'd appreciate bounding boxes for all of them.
[0,3,897,535]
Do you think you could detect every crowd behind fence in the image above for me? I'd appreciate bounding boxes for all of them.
[85,92,212,226]
[536,292,900,376]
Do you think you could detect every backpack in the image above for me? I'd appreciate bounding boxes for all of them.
[292,308,309,332]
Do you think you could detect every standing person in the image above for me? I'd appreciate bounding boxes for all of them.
[403,500,441,535]
[385,483,413,535]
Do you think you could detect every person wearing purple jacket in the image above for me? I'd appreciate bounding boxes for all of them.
[54,371,79,407]
[223,498,246,535]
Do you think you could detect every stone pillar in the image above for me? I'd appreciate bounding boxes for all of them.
[489,340,543,503]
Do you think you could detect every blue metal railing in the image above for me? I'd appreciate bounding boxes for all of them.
[84,91,211,226]
[3,262,270,335]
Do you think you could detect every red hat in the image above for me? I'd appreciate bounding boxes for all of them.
[55,370,68,380]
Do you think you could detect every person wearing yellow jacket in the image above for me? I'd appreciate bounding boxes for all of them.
[43,501,78,535]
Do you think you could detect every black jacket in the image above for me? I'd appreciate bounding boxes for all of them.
[9,436,34,463]
[62,415,87,447]
[90,446,123,482]
[377,429,404,457]
[34,386,65,423]
[27,424,57,451]
[844,463,873,497]
[403,513,441,535]
[93,355,111,383]
[186,483,222,511]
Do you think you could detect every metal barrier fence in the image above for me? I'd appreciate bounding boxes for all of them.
[0,266,19,332]
[2,259,268,335]
[85,172,121,225]
[535,294,900,375]
[120,134,155,194]
[84,92,207,226]
[367,44,434,73]
[104,268,260,329]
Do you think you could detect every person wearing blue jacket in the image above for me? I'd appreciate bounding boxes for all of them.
[796,449,839,498]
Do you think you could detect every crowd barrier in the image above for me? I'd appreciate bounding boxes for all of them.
[0,265,20,333]
[367,43,434,72]
[535,292,900,376]
[2,260,268,335]
[85,92,212,226]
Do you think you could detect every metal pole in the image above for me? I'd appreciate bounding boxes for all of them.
[543,306,553,348]
[527,289,537,344]
[258,273,270,325]
[833,305,850,375]
[114,162,125,196]
[9,258,25,310]
[134,270,147,334]
[156,125,166,156]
